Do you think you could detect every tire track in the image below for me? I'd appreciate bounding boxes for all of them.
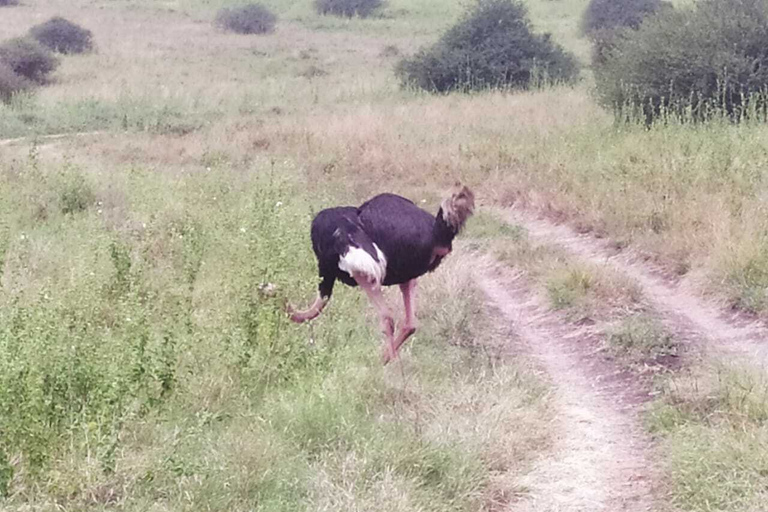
[500,207,768,366]
[0,130,105,148]
[475,257,654,512]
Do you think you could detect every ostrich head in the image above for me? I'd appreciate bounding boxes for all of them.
[440,183,475,233]
[433,184,475,252]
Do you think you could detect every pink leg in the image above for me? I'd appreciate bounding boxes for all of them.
[288,294,329,323]
[381,279,418,365]
[353,274,396,356]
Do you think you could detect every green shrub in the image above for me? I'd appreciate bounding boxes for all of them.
[30,17,94,54]
[396,0,579,93]
[595,0,768,122]
[315,0,384,18]
[0,37,59,84]
[58,171,96,215]
[0,61,32,103]
[581,0,665,36]
[215,3,277,34]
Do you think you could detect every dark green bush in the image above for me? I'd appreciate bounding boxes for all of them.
[581,0,665,36]
[215,3,277,34]
[595,0,768,122]
[396,0,579,93]
[0,37,59,84]
[0,61,32,103]
[315,0,384,18]
[30,17,94,54]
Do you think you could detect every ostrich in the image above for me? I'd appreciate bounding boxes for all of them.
[288,184,475,364]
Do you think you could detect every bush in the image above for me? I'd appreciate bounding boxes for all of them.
[0,37,59,84]
[595,0,768,122]
[396,0,579,93]
[215,3,277,34]
[315,0,384,18]
[581,0,665,36]
[0,62,32,103]
[30,17,94,54]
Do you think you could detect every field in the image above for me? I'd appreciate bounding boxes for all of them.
[2,0,768,511]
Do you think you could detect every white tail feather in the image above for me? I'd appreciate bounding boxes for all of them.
[339,244,387,285]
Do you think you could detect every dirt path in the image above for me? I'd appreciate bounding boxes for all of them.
[0,131,105,148]
[475,258,654,512]
[500,208,768,366]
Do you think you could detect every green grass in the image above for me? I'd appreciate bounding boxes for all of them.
[5,0,768,509]
[607,314,678,365]
[648,364,768,511]
[0,145,550,509]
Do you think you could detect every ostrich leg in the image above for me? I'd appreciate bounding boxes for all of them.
[381,279,418,365]
[353,274,396,358]
[288,294,329,323]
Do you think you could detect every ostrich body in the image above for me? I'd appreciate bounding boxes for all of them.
[289,185,475,364]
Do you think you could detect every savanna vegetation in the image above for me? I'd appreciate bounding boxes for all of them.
[215,3,277,34]
[30,17,94,54]
[3,0,768,510]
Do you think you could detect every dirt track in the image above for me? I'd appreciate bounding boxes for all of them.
[473,206,768,511]
[475,255,654,512]
[502,207,768,367]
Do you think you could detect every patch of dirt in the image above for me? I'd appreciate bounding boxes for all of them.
[0,131,105,148]
[474,257,654,512]
[501,208,768,366]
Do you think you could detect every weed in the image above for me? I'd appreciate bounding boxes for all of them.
[546,266,593,309]
[608,314,677,364]
[57,168,96,215]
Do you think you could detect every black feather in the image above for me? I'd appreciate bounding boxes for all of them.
[307,193,462,298]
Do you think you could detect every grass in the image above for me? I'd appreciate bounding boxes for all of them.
[0,137,551,509]
[607,314,679,367]
[648,363,768,511]
[3,0,768,509]
[486,217,643,321]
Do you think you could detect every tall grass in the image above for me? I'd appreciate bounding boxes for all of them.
[0,148,550,509]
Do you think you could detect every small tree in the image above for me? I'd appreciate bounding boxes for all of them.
[0,62,32,103]
[215,4,277,34]
[595,0,768,122]
[581,0,665,36]
[315,0,384,18]
[30,17,94,54]
[0,37,59,84]
[396,0,579,93]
